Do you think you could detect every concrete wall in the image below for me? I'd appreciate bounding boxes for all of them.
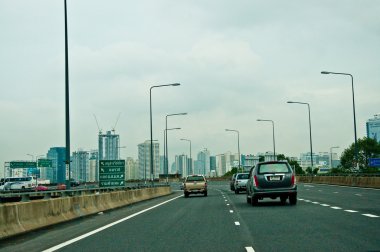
[297,176,380,188]
[0,187,171,240]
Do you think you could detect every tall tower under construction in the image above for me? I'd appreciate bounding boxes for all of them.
[98,131,120,160]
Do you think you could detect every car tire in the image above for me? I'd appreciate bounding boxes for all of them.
[235,189,239,194]
[280,196,287,205]
[289,195,297,205]
[184,192,189,198]
[251,196,258,206]
[246,195,251,204]
[204,192,208,197]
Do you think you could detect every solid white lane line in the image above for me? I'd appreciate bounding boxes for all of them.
[362,214,379,218]
[42,195,183,252]
[245,246,255,252]
[344,210,358,213]
[235,222,240,226]
[331,206,342,210]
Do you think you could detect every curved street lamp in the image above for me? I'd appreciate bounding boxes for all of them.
[149,83,180,182]
[321,71,358,169]
[257,119,276,160]
[165,112,187,178]
[287,101,314,169]
[225,129,241,171]
[163,127,181,180]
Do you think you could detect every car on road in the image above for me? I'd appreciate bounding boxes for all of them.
[57,184,67,190]
[234,173,249,194]
[183,175,207,197]
[230,173,237,191]
[35,185,49,191]
[246,161,297,206]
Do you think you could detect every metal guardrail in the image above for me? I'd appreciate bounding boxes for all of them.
[0,183,169,203]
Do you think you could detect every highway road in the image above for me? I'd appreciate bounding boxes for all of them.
[0,181,379,252]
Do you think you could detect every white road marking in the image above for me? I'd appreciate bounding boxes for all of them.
[245,247,255,252]
[362,214,379,218]
[298,198,304,201]
[235,222,240,226]
[227,204,230,206]
[304,185,315,187]
[331,206,342,210]
[42,195,183,252]
[355,194,362,197]
[304,200,311,202]
[225,199,228,202]
[312,202,319,204]
[230,210,234,213]
[318,190,323,192]
[320,204,330,207]
[344,210,358,213]
[334,192,339,194]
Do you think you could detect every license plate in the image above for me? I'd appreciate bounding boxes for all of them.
[270,176,280,181]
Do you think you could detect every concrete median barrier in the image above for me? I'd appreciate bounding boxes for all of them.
[0,186,171,240]
[297,176,380,188]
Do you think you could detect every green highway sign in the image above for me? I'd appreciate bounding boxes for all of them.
[10,161,37,169]
[99,160,125,187]
[37,159,53,168]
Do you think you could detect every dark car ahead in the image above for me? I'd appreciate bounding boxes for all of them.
[230,173,237,191]
[246,161,297,206]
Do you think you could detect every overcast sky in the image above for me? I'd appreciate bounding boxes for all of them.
[1,0,379,166]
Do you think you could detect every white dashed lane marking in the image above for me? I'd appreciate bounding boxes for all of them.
[230,210,234,213]
[245,247,255,252]
[235,222,240,226]
[299,198,378,219]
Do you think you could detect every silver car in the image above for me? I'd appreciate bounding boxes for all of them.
[246,161,297,205]
[234,173,249,194]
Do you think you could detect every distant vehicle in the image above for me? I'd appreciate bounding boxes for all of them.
[234,173,249,194]
[183,175,207,197]
[0,176,36,191]
[246,161,297,206]
[35,185,49,191]
[57,184,67,190]
[230,174,237,191]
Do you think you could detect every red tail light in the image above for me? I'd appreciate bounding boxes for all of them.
[253,175,259,187]
[291,174,296,185]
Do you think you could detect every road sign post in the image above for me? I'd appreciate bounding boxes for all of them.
[99,160,125,187]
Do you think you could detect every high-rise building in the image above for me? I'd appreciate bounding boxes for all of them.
[175,154,189,177]
[367,114,380,143]
[138,141,160,180]
[126,157,138,180]
[88,151,98,182]
[71,150,89,182]
[210,156,216,173]
[99,131,120,160]
[47,147,66,183]
[196,149,210,176]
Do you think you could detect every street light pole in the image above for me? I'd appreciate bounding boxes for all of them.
[180,138,192,174]
[225,129,241,172]
[149,83,180,183]
[164,127,181,180]
[64,0,71,189]
[321,71,358,169]
[287,101,314,170]
[330,146,339,169]
[257,119,276,160]
[165,112,187,179]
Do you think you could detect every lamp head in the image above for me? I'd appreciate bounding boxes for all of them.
[171,83,180,86]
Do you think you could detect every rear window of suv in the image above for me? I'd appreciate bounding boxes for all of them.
[186,176,205,182]
[237,174,249,179]
[258,163,291,174]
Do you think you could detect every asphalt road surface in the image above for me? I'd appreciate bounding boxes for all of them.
[0,181,379,252]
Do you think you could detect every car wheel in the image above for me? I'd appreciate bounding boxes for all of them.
[246,195,251,204]
[235,189,239,194]
[280,196,287,205]
[204,192,208,197]
[289,195,297,205]
[184,192,189,198]
[251,196,258,206]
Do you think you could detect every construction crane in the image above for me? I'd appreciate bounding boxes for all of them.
[93,114,102,135]
[112,112,121,134]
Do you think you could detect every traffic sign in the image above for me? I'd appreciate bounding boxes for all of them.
[37,159,53,168]
[99,160,125,187]
[10,161,37,169]
[369,158,380,167]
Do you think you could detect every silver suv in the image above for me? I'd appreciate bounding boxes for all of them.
[234,173,249,194]
[246,161,297,205]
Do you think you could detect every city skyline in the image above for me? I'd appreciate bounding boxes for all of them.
[1,1,380,167]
